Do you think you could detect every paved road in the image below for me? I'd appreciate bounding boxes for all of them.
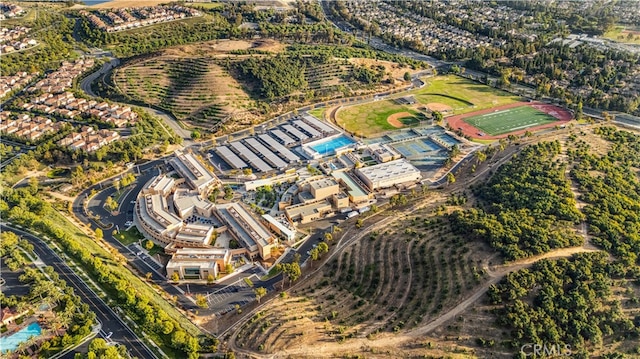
[1,224,157,359]
[80,58,120,98]
[78,56,193,143]
[141,106,193,142]
[73,159,199,313]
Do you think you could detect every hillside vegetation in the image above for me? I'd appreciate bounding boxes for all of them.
[450,141,584,260]
[489,252,637,357]
[571,127,640,269]
[234,202,492,354]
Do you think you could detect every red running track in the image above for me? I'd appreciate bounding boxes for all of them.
[446,101,573,140]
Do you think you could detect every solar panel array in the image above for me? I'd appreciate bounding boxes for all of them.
[302,114,335,133]
[282,124,309,141]
[230,141,273,173]
[293,120,321,138]
[258,134,299,163]
[270,129,295,146]
[216,146,247,169]
[244,137,288,169]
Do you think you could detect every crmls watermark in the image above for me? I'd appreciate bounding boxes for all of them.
[520,343,572,357]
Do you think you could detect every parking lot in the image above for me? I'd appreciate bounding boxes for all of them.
[127,243,163,272]
[206,275,274,316]
[0,259,31,297]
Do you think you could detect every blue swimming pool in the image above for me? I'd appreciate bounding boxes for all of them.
[0,322,42,353]
[310,135,355,156]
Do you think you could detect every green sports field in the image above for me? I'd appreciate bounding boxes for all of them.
[463,106,557,136]
[336,75,520,137]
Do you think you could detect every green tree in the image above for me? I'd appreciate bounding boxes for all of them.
[95,228,103,240]
[446,172,456,185]
[225,263,234,274]
[433,111,443,123]
[403,71,411,81]
[207,274,215,285]
[317,242,329,254]
[476,151,487,163]
[223,185,234,200]
[144,240,154,250]
[195,294,208,308]
[191,130,201,140]
[254,287,267,304]
[28,176,39,195]
[171,272,180,283]
[323,232,333,241]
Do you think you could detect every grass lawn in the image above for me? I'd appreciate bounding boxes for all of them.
[115,227,144,246]
[412,75,520,114]
[463,106,557,136]
[336,100,420,137]
[336,75,520,137]
[260,266,282,281]
[397,115,422,126]
[603,25,640,45]
[44,210,201,351]
[148,243,164,256]
[308,107,326,120]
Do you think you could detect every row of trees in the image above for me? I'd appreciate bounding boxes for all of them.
[0,187,204,358]
[488,252,637,357]
[0,231,34,271]
[1,232,95,358]
[450,142,584,260]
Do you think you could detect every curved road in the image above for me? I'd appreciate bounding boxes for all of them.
[71,159,199,312]
[1,224,157,359]
[79,58,192,142]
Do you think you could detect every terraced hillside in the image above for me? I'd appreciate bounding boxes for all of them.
[234,208,492,354]
[114,56,253,130]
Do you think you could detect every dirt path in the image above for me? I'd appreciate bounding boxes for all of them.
[263,244,599,359]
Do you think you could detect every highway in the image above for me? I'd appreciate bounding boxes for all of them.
[1,224,157,359]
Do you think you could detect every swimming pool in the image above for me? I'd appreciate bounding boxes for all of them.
[0,322,42,353]
[310,135,355,156]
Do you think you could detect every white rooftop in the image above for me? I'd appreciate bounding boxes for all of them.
[357,159,421,182]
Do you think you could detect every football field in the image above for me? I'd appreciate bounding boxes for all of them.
[463,105,557,136]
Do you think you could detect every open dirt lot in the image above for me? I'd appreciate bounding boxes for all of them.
[426,102,453,112]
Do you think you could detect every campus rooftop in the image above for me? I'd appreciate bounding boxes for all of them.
[169,150,218,193]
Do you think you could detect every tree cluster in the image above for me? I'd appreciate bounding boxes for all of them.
[0,188,202,358]
[234,54,308,100]
[450,142,584,260]
[488,252,637,357]
[570,127,640,268]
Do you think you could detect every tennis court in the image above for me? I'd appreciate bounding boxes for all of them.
[463,106,557,136]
